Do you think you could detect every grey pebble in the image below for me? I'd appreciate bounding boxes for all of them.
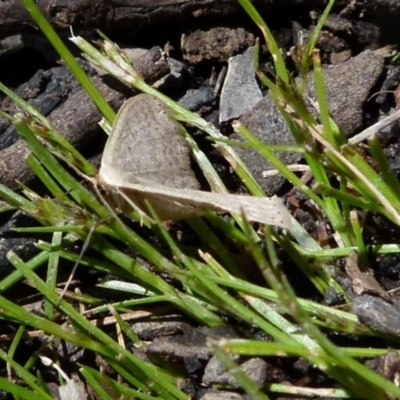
[219,46,263,123]
[178,86,214,111]
[202,356,267,388]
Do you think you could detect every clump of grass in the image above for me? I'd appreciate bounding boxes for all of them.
[0,0,399,398]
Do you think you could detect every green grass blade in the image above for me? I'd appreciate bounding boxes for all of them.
[20,0,115,123]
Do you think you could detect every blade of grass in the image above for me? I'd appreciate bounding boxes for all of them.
[0,377,51,400]
[0,347,53,399]
[260,226,400,399]
[13,115,106,217]
[7,251,187,400]
[236,0,289,83]
[79,366,114,400]
[146,203,314,348]
[208,340,270,400]
[368,133,400,195]
[44,231,62,320]
[20,0,115,123]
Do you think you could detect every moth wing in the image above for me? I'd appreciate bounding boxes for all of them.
[117,183,292,228]
[101,94,199,190]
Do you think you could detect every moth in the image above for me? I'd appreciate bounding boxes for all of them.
[98,93,291,229]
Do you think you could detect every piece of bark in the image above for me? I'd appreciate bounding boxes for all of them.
[366,350,400,384]
[147,326,238,360]
[0,63,85,150]
[0,46,169,190]
[1,1,400,40]
[352,294,400,336]
[181,27,255,65]
[0,0,238,39]
[0,0,400,38]
[345,251,390,302]
[131,321,190,340]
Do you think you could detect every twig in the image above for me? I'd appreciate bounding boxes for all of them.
[349,109,400,144]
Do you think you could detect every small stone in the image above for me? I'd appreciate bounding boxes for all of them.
[198,390,244,400]
[219,46,263,123]
[330,49,352,64]
[202,356,267,388]
[178,86,214,111]
[235,94,302,196]
[306,49,384,136]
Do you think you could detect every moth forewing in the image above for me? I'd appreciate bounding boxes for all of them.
[100,176,292,228]
[98,93,293,229]
[101,94,199,191]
